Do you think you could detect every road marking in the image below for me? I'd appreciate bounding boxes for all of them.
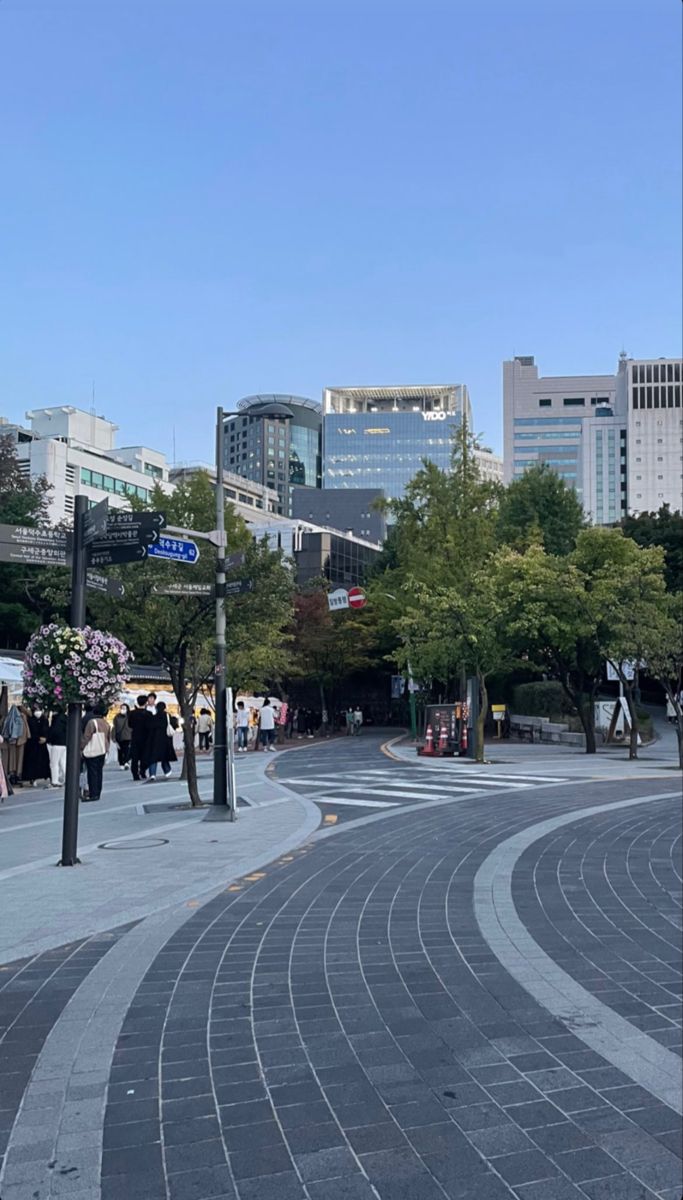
[475,791,683,1115]
[315,797,400,809]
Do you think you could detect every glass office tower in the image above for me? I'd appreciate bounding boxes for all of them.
[224,394,321,515]
[323,385,472,501]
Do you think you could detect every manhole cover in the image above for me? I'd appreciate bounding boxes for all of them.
[99,837,169,850]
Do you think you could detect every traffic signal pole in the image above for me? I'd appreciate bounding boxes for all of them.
[59,494,88,866]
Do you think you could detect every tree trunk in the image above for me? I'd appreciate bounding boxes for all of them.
[318,681,328,736]
[476,671,488,764]
[559,673,597,754]
[621,678,639,760]
[169,645,203,807]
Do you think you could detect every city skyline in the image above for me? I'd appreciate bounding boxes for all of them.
[1,0,680,462]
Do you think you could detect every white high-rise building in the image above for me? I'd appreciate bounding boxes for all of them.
[626,358,683,515]
[503,353,683,522]
[0,407,171,525]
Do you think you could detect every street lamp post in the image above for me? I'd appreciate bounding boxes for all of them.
[212,406,233,817]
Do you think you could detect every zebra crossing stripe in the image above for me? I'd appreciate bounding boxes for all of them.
[315,797,399,808]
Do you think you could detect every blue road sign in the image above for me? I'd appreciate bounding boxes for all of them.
[146,536,200,564]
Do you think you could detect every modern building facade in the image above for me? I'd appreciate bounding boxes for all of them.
[238,507,380,587]
[169,463,279,517]
[323,384,472,502]
[291,486,386,543]
[503,354,682,521]
[0,407,171,525]
[223,394,321,517]
[474,448,504,485]
[626,358,683,515]
[503,355,628,524]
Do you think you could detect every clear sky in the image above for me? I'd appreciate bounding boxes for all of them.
[1,0,680,459]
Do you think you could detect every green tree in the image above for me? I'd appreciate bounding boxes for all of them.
[497,463,584,556]
[394,558,512,761]
[288,584,378,721]
[576,527,670,760]
[93,472,294,804]
[372,423,501,718]
[497,543,602,753]
[645,592,683,768]
[622,505,683,592]
[0,434,66,646]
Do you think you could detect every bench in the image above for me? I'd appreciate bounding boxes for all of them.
[515,722,536,743]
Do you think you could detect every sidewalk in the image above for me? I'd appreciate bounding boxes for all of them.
[0,750,321,964]
[388,721,682,779]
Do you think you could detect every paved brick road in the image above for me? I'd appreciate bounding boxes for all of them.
[1,735,681,1199]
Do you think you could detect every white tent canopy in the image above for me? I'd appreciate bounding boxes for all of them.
[0,657,24,685]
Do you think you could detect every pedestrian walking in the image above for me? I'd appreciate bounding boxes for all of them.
[81,702,111,803]
[234,701,249,752]
[129,694,153,781]
[353,705,363,735]
[345,707,355,736]
[144,702,177,781]
[248,706,259,748]
[47,707,68,787]
[112,703,132,769]
[22,707,51,786]
[258,697,276,751]
[197,709,213,752]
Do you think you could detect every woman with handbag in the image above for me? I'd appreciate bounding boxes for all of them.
[144,701,177,782]
[81,702,111,803]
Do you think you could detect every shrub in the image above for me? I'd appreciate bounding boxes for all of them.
[511,681,579,718]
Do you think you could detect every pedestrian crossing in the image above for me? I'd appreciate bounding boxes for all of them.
[282,765,568,818]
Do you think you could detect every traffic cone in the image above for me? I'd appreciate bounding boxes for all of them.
[423,724,434,755]
[460,724,468,756]
[438,723,448,753]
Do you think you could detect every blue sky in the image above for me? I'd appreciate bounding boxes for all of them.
[1,0,680,459]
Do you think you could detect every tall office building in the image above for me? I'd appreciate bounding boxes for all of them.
[503,355,628,524]
[503,354,682,521]
[323,384,473,502]
[223,394,321,516]
[627,358,683,515]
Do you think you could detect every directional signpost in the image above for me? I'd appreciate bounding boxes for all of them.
[146,535,200,563]
[0,523,70,566]
[224,578,253,597]
[82,498,109,545]
[86,572,126,598]
[152,582,213,598]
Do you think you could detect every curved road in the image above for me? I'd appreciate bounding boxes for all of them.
[1,733,681,1199]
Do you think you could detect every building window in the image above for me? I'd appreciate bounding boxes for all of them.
[81,468,92,485]
[563,398,585,406]
[539,398,551,407]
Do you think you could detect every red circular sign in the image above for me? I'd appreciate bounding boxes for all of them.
[348,586,367,609]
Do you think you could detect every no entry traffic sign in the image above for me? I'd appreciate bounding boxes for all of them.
[348,586,367,609]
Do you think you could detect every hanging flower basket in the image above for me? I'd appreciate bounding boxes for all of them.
[23,624,132,709]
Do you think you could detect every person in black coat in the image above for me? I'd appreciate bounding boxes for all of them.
[128,694,154,781]
[23,708,51,784]
[144,702,177,782]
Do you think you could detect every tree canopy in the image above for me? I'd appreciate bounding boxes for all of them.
[496,462,584,556]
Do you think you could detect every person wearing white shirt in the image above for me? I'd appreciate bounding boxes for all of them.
[258,698,276,752]
[234,701,250,752]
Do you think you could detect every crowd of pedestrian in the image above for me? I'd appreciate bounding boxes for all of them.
[0,691,369,804]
